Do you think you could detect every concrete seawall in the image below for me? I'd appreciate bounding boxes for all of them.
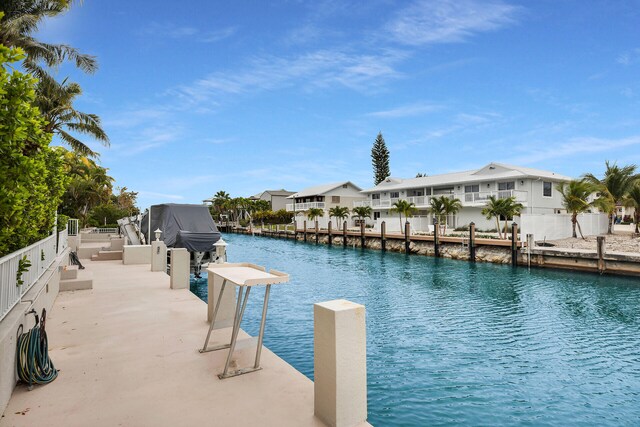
[233,228,640,277]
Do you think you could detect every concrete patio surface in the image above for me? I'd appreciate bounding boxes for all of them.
[0,260,341,427]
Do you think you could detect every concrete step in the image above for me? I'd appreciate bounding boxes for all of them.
[78,245,106,259]
[60,265,79,280]
[60,270,93,292]
[91,250,123,261]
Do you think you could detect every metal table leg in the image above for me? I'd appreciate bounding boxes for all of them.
[254,284,271,369]
[219,286,251,379]
[199,279,229,353]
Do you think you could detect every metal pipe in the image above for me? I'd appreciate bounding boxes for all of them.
[254,284,271,368]
[200,279,226,352]
[222,286,251,378]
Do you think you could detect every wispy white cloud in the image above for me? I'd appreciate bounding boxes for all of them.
[138,23,237,43]
[366,102,443,118]
[170,48,407,106]
[616,48,640,65]
[506,135,640,165]
[387,0,520,46]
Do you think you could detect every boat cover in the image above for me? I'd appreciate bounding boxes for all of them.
[141,204,220,251]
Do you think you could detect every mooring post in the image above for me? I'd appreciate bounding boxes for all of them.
[360,222,365,248]
[328,221,333,246]
[511,222,518,266]
[597,236,606,273]
[433,217,440,257]
[404,221,410,254]
[315,220,319,244]
[343,221,347,248]
[314,300,367,427]
[304,220,307,242]
[469,222,476,262]
[381,221,386,251]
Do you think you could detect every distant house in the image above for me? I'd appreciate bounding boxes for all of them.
[287,182,366,227]
[250,189,296,212]
[357,162,572,231]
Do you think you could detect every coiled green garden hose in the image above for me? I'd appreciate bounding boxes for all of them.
[16,308,58,390]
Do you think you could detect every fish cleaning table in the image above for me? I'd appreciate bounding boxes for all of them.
[200,263,289,379]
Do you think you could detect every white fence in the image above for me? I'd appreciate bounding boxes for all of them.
[58,226,69,253]
[0,233,58,321]
[374,216,433,234]
[518,213,608,242]
[68,218,79,236]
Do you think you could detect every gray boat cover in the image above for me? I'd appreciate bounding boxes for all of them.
[141,204,220,251]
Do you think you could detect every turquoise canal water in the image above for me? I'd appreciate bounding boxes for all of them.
[190,234,640,426]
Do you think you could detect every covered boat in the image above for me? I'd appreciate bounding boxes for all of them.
[140,204,221,276]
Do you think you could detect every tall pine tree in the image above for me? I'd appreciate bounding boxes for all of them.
[371,132,390,185]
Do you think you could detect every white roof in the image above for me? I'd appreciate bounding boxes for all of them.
[288,181,362,198]
[362,162,573,193]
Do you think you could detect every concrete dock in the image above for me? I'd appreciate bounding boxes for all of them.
[0,260,336,427]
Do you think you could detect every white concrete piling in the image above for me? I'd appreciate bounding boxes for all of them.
[314,299,367,427]
[151,240,167,272]
[169,248,189,289]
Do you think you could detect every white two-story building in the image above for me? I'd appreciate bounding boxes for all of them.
[287,181,366,228]
[356,163,573,232]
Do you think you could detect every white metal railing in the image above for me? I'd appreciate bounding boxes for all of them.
[406,196,433,207]
[94,227,119,234]
[286,202,326,212]
[462,190,528,205]
[0,233,57,321]
[68,218,79,236]
[359,190,529,210]
[57,227,68,254]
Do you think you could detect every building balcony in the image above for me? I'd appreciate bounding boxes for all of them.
[354,190,528,210]
[285,202,326,212]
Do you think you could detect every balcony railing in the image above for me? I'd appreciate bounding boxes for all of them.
[286,202,326,212]
[356,190,528,209]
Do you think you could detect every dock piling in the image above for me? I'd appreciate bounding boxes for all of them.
[597,236,606,273]
[404,221,410,254]
[343,221,347,248]
[469,222,476,262]
[381,221,386,251]
[511,222,518,266]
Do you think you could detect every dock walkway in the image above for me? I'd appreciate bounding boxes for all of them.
[1,260,327,427]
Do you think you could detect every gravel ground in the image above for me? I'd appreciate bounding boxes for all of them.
[548,232,640,253]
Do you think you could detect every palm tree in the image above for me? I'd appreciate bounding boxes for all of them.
[352,205,373,225]
[429,195,461,234]
[556,180,597,239]
[328,206,349,229]
[391,200,417,235]
[307,208,324,228]
[0,1,97,78]
[584,161,638,234]
[498,196,524,237]
[481,195,506,238]
[35,77,108,157]
[624,183,640,234]
[440,196,462,234]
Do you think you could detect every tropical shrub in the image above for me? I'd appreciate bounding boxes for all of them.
[0,44,66,256]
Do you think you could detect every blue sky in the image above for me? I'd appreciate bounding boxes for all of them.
[37,0,640,207]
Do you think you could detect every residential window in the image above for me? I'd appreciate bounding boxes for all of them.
[342,184,348,188]
[498,181,515,191]
[543,181,552,197]
[390,192,400,198]
[331,196,340,203]
[373,212,381,220]
[465,185,479,193]
[372,193,380,200]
